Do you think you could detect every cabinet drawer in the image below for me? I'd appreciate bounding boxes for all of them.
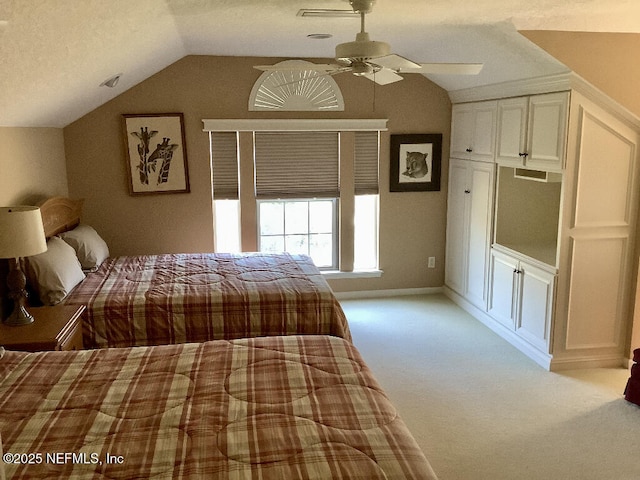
[56,319,83,351]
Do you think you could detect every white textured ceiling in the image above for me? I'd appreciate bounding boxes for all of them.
[2,0,640,127]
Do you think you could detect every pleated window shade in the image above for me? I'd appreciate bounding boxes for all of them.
[210,132,239,200]
[254,132,339,199]
[354,131,379,195]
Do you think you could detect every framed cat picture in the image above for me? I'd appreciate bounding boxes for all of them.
[389,133,442,192]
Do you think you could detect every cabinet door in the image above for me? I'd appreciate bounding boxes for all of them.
[465,162,494,309]
[444,159,470,295]
[488,250,518,329]
[450,104,475,159]
[517,262,555,352]
[526,92,569,172]
[496,97,528,167]
[451,101,497,162]
[469,101,497,162]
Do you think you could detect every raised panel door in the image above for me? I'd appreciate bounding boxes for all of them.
[488,250,518,329]
[465,162,494,309]
[450,104,475,159]
[517,261,555,352]
[526,92,569,172]
[444,159,470,295]
[469,101,497,162]
[496,97,528,167]
[451,101,497,162]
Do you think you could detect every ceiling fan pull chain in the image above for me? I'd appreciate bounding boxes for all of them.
[372,72,376,111]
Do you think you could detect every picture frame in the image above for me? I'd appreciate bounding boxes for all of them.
[389,133,442,192]
[122,113,190,195]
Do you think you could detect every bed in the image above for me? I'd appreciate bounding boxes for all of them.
[0,335,438,479]
[26,197,350,349]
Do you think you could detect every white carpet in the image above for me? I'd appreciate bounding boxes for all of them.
[340,294,640,480]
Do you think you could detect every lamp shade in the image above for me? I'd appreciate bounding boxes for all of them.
[0,206,48,259]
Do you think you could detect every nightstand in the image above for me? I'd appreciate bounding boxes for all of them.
[0,305,85,352]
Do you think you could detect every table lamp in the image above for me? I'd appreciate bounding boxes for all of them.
[0,206,47,326]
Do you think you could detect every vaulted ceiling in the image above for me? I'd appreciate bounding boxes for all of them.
[2,0,640,128]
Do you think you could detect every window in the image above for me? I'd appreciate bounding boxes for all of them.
[354,194,378,270]
[205,119,385,275]
[353,131,379,271]
[258,199,337,268]
[214,200,241,253]
[254,131,339,268]
[210,131,241,252]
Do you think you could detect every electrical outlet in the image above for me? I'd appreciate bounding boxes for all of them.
[428,257,436,268]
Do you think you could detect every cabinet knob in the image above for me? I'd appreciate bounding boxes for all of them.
[466,148,473,153]
[518,152,529,158]
[464,189,471,194]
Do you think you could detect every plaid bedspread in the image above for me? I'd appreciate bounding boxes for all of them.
[62,252,351,348]
[0,336,437,479]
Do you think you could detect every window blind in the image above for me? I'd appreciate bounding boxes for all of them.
[254,132,339,199]
[210,132,238,200]
[354,131,379,195]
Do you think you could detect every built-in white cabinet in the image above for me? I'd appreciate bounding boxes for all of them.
[445,76,640,371]
[552,90,640,369]
[488,248,555,354]
[496,92,569,172]
[450,101,497,162]
[445,158,494,310]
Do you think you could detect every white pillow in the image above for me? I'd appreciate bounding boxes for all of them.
[58,224,109,272]
[26,236,86,305]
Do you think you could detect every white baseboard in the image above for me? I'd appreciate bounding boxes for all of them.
[334,286,443,301]
[443,286,553,370]
[549,354,630,371]
[443,286,634,371]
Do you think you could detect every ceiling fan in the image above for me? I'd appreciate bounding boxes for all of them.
[254,0,483,86]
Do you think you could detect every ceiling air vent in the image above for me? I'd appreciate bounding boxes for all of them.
[297,9,358,18]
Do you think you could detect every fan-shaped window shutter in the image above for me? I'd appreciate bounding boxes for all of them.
[249,61,344,112]
[210,132,238,200]
[354,131,379,195]
[254,132,339,199]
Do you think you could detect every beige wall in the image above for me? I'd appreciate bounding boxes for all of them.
[0,126,68,317]
[520,31,640,118]
[0,127,68,205]
[64,55,452,293]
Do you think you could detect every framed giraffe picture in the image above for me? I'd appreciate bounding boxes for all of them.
[122,113,190,195]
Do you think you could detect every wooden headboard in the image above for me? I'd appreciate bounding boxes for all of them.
[37,196,84,238]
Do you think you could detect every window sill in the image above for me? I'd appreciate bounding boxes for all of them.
[321,269,383,280]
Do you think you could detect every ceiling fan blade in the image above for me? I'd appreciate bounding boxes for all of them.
[272,68,353,88]
[254,63,339,72]
[370,54,421,71]
[404,63,484,75]
[361,68,404,85]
